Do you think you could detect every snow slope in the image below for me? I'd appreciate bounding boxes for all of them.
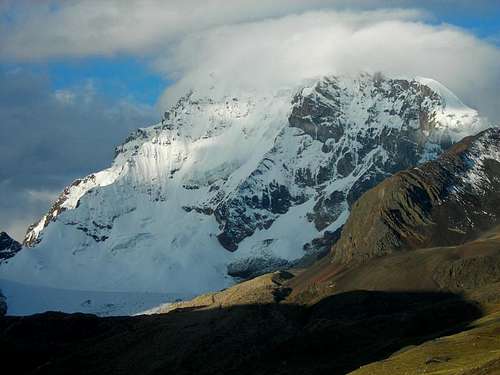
[0,73,488,313]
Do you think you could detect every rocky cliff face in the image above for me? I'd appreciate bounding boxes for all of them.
[333,127,500,264]
[0,232,21,263]
[0,73,486,300]
[215,75,465,255]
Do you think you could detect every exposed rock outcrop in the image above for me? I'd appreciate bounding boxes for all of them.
[0,232,21,262]
[333,127,500,264]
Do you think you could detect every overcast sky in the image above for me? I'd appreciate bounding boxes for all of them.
[1,0,499,240]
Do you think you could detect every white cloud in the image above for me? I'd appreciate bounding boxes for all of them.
[53,89,76,104]
[1,0,494,60]
[0,0,348,60]
[156,10,423,99]
[156,10,500,124]
[1,2,499,118]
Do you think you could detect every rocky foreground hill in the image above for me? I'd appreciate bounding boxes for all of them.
[1,128,499,374]
[333,128,500,264]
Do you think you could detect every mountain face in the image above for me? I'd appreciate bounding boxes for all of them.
[333,127,500,264]
[0,232,21,262]
[0,73,486,297]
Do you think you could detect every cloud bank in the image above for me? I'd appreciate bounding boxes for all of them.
[1,1,499,121]
[0,0,352,59]
[158,10,500,125]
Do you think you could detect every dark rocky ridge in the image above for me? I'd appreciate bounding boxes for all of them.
[332,127,500,264]
[0,231,22,262]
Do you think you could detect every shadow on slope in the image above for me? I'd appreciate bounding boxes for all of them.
[0,290,482,375]
[350,300,500,375]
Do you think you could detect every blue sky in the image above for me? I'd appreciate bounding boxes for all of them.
[0,0,499,240]
[435,6,500,42]
[47,58,170,105]
[1,57,168,106]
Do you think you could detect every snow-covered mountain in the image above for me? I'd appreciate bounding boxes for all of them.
[0,73,487,307]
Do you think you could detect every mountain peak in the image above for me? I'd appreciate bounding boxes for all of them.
[0,74,491,313]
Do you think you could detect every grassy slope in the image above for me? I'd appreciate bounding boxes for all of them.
[284,227,500,375]
[286,227,500,306]
[349,304,500,375]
